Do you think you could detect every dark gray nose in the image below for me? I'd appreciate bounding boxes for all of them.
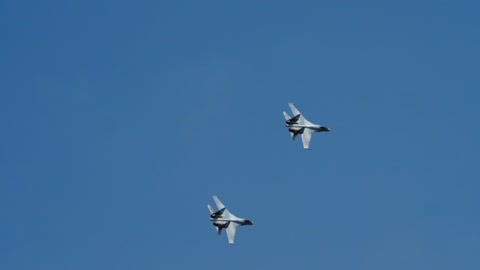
[320,126,330,132]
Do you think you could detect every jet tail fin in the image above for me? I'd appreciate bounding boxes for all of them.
[207,204,215,214]
[283,111,291,121]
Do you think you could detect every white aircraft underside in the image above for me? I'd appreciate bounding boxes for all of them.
[283,103,330,149]
[208,196,253,244]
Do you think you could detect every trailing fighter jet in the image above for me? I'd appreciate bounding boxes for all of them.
[283,103,330,149]
[207,196,254,244]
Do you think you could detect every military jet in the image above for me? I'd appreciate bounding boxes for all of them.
[208,196,254,244]
[283,103,330,149]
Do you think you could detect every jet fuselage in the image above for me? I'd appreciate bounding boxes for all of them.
[286,123,330,133]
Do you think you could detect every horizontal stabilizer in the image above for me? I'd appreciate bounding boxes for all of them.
[284,111,301,125]
[211,207,226,218]
[286,114,301,124]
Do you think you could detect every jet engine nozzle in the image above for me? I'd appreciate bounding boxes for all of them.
[210,207,226,219]
[210,213,222,218]
[214,221,230,229]
[286,119,297,125]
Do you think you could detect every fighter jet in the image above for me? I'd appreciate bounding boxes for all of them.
[283,103,330,149]
[208,196,254,244]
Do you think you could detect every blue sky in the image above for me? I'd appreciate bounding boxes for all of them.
[1,1,479,269]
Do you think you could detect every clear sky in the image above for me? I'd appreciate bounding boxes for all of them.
[1,1,479,269]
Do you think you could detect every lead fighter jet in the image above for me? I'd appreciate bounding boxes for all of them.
[283,103,330,149]
[208,196,254,244]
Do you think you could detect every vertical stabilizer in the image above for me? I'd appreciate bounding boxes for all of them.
[207,204,215,214]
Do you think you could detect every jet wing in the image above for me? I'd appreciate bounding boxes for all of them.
[288,103,313,125]
[226,222,240,244]
[301,128,315,149]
